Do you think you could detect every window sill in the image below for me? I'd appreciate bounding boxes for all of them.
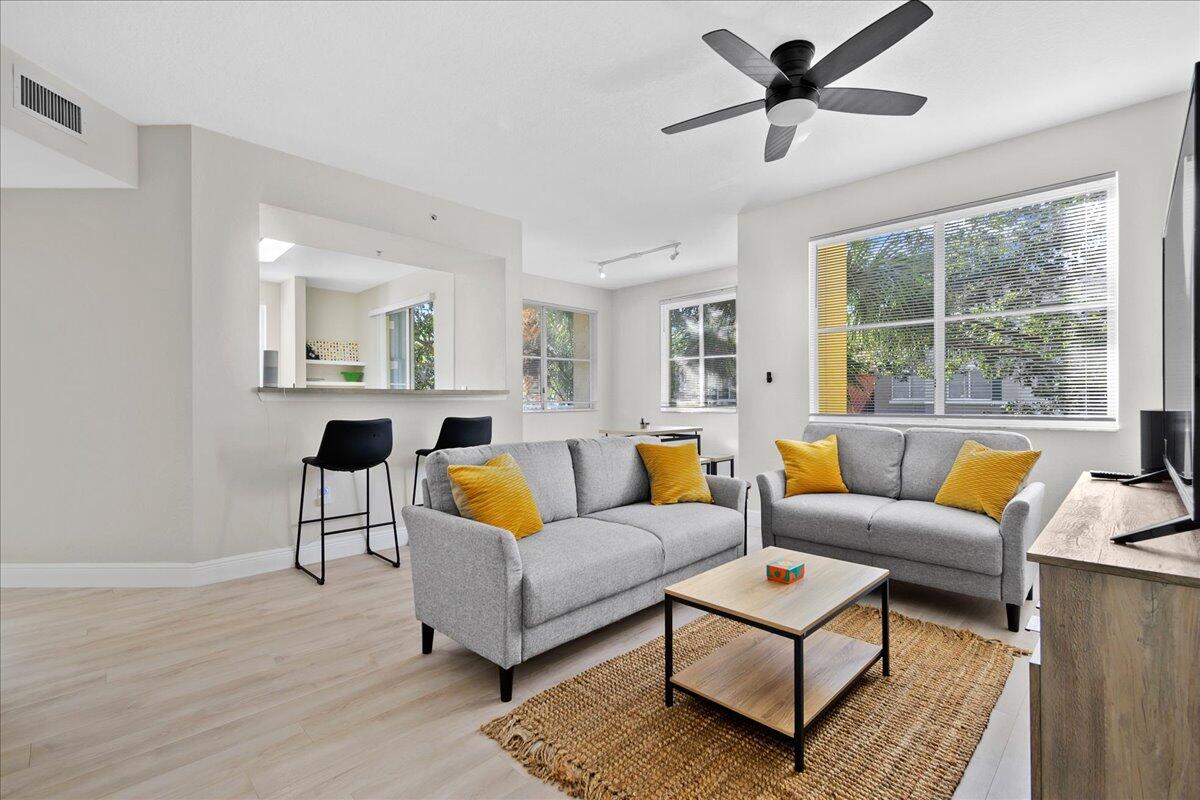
[523,407,599,414]
[660,407,738,414]
[808,413,1118,432]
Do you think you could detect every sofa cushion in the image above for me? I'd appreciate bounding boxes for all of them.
[567,436,653,515]
[425,441,578,523]
[868,499,1003,575]
[900,428,1032,502]
[517,517,665,627]
[802,423,904,498]
[770,492,894,550]
[586,502,742,573]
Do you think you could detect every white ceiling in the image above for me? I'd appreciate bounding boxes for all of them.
[2,1,1197,287]
[260,244,421,293]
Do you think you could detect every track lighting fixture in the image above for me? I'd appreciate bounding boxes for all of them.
[596,241,681,278]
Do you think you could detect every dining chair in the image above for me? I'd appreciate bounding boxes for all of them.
[412,416,493,504]
[295,418,400,585]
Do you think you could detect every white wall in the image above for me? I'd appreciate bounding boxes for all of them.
[258,280,280,352]
[453,260,507,390]
[1,45,138,188]
[738,93,1188,520]
[189,126,522,562]
[1,124,522,566]
[609,266,739,461]
[0,126,191,562]
[521,273,613,442]
[305,287,360,343]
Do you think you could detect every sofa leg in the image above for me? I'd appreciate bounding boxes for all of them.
[499,665,514,702]
[1006,603,1020,633]
[421,623,434,655]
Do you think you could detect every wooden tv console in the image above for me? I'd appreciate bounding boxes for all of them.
[1027,472,1199,800]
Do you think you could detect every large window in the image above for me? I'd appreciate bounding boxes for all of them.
[523,302,596,411]
[811,175,1117,426]
[385,299,434,390]
[661,290,737,409]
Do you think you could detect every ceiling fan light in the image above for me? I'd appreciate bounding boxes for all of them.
[766,98,817,127]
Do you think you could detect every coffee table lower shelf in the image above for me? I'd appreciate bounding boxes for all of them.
[670,627,881,739]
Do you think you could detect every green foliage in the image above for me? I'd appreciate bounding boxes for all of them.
[412,302,435,391]
[837,192,1108,415]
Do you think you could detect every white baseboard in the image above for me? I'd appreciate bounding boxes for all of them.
[0,529,405,588]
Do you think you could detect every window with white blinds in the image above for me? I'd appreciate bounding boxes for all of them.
[810,175,1117,426]
[661,289,737,409]
[522,302,596,411]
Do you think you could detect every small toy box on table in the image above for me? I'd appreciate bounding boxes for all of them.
[766,558,805,584]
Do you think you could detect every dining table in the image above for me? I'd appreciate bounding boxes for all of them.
[599,424,703,453]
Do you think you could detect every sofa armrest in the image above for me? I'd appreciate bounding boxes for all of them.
[999,481,1045,604]
[401,504,523,668]
[756,470,787,547]
[706,474,750,513]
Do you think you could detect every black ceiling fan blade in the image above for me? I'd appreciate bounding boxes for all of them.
[820,87,927,115]
[806,0,932,88]
[764,124,796,162]
[702,29,790,88]
[662,99,765,134]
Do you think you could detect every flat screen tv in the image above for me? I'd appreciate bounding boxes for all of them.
[1115,63,1200,544]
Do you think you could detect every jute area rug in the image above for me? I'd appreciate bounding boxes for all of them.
[482,606,1028,800]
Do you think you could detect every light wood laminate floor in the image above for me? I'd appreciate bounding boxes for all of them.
[1,532,1037,799]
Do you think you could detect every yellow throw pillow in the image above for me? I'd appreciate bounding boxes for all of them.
[776,435,849,496]
[635,442,712,506]
[934,440,1041,522]
[447,452,543,539]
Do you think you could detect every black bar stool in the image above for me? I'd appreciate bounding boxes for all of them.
[412,416,493,504]
[295,418,400,585]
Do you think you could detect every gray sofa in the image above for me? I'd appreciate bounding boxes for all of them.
[757,423,1043,632]
[402,437,750,700]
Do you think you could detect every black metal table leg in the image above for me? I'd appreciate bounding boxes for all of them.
[664,597,674,707]
[794,636,805,772]
[881,578,890,677]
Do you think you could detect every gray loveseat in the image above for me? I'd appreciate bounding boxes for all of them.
[402,437,750,700]
[757,423,1043,631]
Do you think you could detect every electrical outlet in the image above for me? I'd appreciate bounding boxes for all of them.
[313,485,333,507]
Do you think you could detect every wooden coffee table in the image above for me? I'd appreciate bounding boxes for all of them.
[664,546,890,771]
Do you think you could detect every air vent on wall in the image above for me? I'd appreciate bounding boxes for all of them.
[15,71,83,138]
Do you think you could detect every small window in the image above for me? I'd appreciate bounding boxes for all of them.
[660,289,737,410]
[522,302,596,411]
[385,300,434,390]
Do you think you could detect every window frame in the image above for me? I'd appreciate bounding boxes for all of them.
[522,300,598,413]
[371,294,435,390]
[659,288,738,412]
[807,174,1119,431]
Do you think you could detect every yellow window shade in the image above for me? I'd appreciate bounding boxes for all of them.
[816,243,848,413]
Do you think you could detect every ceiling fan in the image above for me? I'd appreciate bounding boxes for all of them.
[663,0,933,162]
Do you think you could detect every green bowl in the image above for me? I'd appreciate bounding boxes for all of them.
[341,371,364,383]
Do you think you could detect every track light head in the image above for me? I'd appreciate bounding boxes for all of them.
[669,245,680,261]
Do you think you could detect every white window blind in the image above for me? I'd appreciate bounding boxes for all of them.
[661,289,737,409]
[810,175,1117,425]
[522,302,596,411]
